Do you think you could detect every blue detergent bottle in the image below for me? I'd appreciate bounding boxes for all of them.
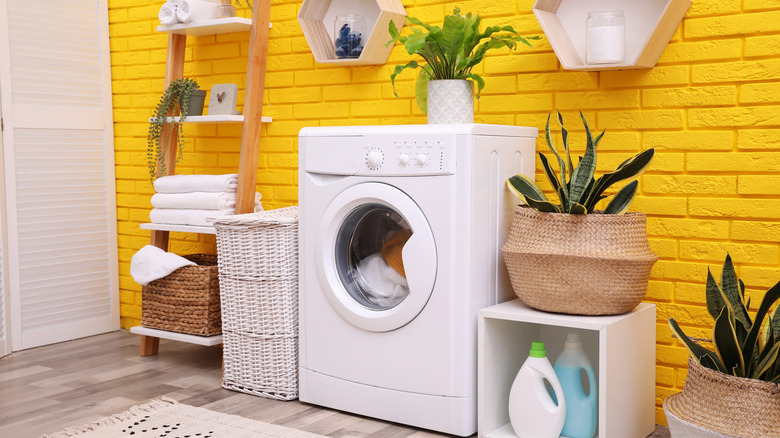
[554,333,597,438]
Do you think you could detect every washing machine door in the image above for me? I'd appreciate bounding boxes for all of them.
[315,182,437,332]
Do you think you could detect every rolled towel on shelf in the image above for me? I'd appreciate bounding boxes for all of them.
[158,3,179,25]
[154,174,239,193]
[166,0,181,6]
[150,208,236,227]
[176,0,220,23]
[151,191,262,210]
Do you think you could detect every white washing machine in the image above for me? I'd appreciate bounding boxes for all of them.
[298,124,537,436]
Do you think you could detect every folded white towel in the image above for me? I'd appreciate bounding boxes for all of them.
[354,253,409,308]
[130,245,196,286]
[150,208,236,227]
[158,3,179,25]
[176,0,220,23]
[154,174,239,194]
[151,191,262,210]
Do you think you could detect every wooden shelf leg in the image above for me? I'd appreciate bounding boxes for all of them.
[140,335,160,356]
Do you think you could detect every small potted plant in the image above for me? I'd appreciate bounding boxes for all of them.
[385,8,539,124]
[665,254,780,437]
[147,78,205,181]
[502,111,657,315]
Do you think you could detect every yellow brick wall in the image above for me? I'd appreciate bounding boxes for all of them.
[108,0,780,426]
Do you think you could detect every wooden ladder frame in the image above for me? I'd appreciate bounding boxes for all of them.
[141,0,272,356]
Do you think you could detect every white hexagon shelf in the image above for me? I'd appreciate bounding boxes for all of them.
[533,0,691,71]
[298,0,406,65]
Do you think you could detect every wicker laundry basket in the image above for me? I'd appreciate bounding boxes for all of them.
[141,254,221,336]
[214,206,299,401]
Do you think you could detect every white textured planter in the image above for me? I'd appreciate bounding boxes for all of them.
[426,79,474,124]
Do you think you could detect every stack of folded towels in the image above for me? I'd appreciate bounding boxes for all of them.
[150,174,263,227]
[159,0,221,25]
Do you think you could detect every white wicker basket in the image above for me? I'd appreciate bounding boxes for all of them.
[213,206,299,401]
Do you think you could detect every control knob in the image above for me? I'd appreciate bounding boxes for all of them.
[398,153,411,166]
[415,153,428,166]
[366,149,384,169]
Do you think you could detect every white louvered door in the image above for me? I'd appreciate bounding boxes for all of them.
[0,100,8,358]
[0,0,119,350]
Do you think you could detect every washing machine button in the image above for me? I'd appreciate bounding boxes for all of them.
[398,153,411,166]
[366,149,384,169]
[415,153,428,166]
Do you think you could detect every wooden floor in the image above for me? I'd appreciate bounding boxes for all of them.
[0,330,671,438]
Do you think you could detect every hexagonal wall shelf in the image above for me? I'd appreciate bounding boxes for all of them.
[298,0,406,65]
[533,0,691,71]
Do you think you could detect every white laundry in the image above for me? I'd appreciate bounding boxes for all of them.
[130,245,196,286]
[151,191,262,210]
[153,174,239,194]
[176,0,220,23]
[159,3,179,25]
[354,253,409,308]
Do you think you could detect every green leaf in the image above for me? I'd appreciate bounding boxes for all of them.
[465,73,485,99]
[713,306,745,375]
[604,180,638,214]
[543,115,567,190]
[569,203,587,214]
[556,110,573,174]
[752,342,780,379]
[404,28,430,55]
[669,319,726,373]
[414,65,432,114]
[385,20,404,47]
[721,254,751,330]
[583,148,655,212]
[568,114,598,206]
[440,13,466,75]
[506,175,547,203]
[706,268,728,321]
[742,281,780,373]
[525,197,562,213]
[390,60,419,98]
[538,152,561,193]
[771,305,780,338]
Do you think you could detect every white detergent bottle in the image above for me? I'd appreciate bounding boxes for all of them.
[507,341,566,438]
[554,333,598,438]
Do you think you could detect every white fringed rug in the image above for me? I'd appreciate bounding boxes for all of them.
[40,397,324,438]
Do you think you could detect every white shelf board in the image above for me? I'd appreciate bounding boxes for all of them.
[480,299,654,330]
[130,326,223,346]
[157,17,252,36]
[141,223,216,234]
[151,115,272,124]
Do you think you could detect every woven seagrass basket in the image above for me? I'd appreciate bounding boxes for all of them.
[664,358,780,438]
[501,205,658,315]
[214,206,299,401]
[142,254,221,336]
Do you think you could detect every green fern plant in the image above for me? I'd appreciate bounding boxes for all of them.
[507,111,655,214]
[147,78,200,182]
[669,254,780,382]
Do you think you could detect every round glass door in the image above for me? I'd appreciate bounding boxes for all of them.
[315,183,437,332]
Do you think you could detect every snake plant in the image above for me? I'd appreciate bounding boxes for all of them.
[507,111,654,214]
[669,254,780,382]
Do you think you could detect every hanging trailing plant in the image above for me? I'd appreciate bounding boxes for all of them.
[147,78,200,182]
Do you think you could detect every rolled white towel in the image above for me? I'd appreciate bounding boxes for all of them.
[166,0,181,6]
[150,208,236,227]
[151,191,262,210]
[154,174,239,193]
[130,245,195,286]
[176,0,220,23]
[158,3,179,25]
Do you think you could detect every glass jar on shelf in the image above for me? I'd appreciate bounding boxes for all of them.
[334,14,365,59]
[586,10,625,64]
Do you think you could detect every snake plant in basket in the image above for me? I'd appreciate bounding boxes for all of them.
[664,255,780,437]
[500,111,658,316]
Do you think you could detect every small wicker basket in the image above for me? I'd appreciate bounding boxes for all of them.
[214,206,299,401]
[664,358,780,438]
[141,254,221,336]
[501,205,658,315]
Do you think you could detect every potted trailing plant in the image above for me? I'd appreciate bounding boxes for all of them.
[501,111,657,315]
[665,255,780,437]
[147,78,205,181]
[386,8,539,124]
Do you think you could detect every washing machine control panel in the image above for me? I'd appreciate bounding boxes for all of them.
[359,135,456,176]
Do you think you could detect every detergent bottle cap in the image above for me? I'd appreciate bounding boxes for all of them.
[565,333,582,349]
[529,341,546,358]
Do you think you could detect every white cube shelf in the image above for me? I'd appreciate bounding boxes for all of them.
[478,300,656,438]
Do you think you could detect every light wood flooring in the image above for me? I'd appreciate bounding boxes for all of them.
[0,330,671,438]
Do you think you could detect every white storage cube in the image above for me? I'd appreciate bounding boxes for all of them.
[478,299,656,438]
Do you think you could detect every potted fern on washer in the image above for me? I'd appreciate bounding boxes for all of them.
[502,111,657,315]
[665,254,780,438]
[386,8,539,124]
